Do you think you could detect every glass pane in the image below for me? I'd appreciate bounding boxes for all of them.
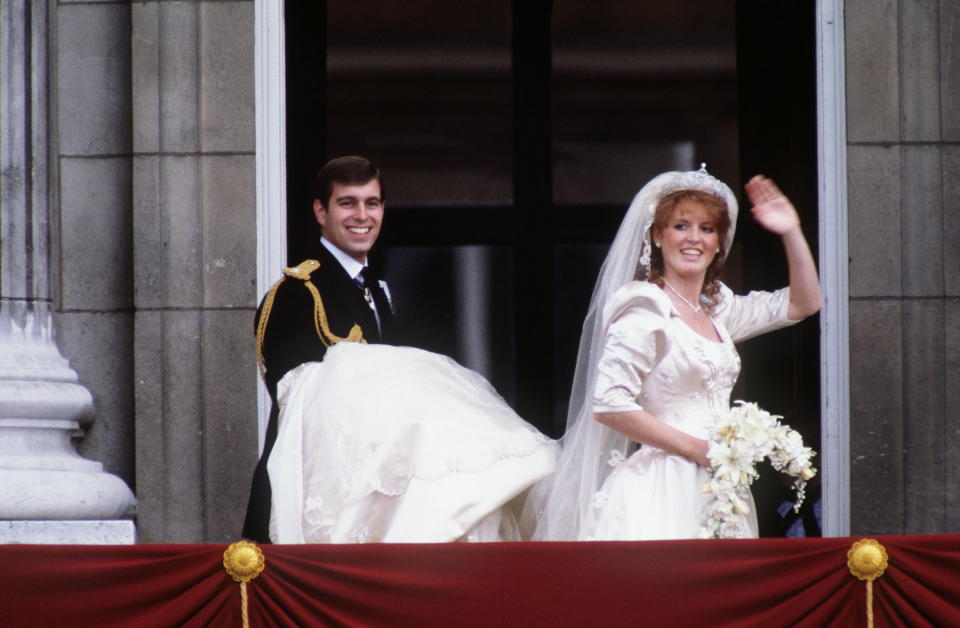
[382,245,515,403]
[327,1,512,205]
[552,1,739,204]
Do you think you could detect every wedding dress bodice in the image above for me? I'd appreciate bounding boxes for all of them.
[585,281,794,540]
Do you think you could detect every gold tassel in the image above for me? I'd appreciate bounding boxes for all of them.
[303,279,366,347]
[847,538,888,628]
[255,260,366,379]
[255,274,288,378]
[223,541,266,628]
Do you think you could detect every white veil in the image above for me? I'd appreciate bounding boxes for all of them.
[530,165,739,540]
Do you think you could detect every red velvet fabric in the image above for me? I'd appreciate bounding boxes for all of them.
[1,535,957,627]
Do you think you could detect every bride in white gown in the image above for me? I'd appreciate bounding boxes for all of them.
[268,341,557,544]
[531,166,821,541]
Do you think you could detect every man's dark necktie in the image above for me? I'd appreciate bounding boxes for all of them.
[356,267,394,337]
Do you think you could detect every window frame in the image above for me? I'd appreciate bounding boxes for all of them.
[254,0,849,535]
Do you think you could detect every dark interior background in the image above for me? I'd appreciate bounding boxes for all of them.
[283,0,820,537]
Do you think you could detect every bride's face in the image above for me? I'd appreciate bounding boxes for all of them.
[655,200,721,281]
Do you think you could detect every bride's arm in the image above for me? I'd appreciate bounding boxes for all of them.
[744,175,822,321]
[781,227,821,320]
[592,287,711,465]
[595,410,710,468]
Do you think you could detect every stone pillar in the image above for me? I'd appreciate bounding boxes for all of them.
[130,1,258,543]
[846,0,960,534]
[0,0,135,543]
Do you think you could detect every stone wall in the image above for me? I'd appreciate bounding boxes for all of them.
[54,1,136,499]
[53,0,258,543]
[846,0,960,534]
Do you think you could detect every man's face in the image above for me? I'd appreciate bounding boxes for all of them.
[314,179,384,263]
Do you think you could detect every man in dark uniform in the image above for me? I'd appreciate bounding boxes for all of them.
[242,156,394,542]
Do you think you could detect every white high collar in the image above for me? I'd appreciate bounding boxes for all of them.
[320,237,366,282]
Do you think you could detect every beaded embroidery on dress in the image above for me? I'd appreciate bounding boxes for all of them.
[585,281,794,540]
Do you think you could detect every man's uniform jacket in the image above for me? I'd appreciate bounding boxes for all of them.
[242,243,394,542]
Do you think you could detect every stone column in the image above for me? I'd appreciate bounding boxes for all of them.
[0,0,135,543]
[130,2,258,543]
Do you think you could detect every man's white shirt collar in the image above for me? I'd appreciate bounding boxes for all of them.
[320,237,365,281]
[320,237,383,328]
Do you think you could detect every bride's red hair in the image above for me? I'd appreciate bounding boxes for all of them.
[646,189,731,312]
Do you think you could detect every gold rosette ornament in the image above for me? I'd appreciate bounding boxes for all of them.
[224,541,266,628]
[847,539,888,628]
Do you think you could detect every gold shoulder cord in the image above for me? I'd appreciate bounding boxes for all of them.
[255,259,366,379]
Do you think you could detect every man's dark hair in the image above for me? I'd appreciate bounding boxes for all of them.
[312,156,384,208]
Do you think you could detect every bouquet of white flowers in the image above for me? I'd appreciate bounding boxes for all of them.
[699,400,817,539]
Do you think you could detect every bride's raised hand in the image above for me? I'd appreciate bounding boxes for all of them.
[745,175,800,236]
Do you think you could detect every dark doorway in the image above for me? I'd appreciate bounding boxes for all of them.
[282,0,820,537]
[735,1,820,537]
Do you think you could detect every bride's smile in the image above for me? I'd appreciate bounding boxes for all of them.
[657,199,720,280]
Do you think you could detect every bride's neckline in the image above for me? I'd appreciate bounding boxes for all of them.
[677,313,724,344]
[659,286,724,344]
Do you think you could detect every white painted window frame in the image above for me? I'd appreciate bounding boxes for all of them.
[254,0,852,531]
[254,0,287,452]
[816,0,850,536]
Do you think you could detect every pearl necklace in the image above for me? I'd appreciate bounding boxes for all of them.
[663,279,702,316]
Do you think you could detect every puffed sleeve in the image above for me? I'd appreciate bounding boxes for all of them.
[592,281,672,414]
[712,282,796,343]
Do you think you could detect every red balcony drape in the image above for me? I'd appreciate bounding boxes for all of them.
[1,535,958,627]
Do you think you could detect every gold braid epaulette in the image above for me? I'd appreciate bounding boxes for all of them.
[255,259,366,379]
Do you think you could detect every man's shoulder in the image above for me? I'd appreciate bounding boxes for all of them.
[267,245,340,288]
[283,259,322,281]
[258,259,321,316]
[260,252,360,315]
